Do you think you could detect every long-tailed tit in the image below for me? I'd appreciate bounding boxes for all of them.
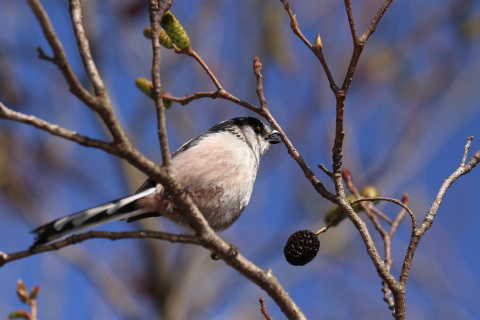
[31,117,280,246]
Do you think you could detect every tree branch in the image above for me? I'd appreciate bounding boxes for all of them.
[149,0,173,166]
[344,0,358,40]
[0,230,202,266]
[351,197,417,230]
[399,143,480,286]
[27,0,96,107]
[279,0,337,91]
[68,0,130,144]
[361,0,395,42]
[177,48,224,91]
[0,101,116,154]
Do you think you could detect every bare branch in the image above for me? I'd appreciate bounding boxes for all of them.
[461,136,473,166]
[351,197,417,230]
[0,230,202,267]
[389,193,410,238]
[279,0,337,90]
[253,56,268,111]
[259,297,273,320]
[0,101,116,154]
[68,0,129,144]
[344,0,358,40]
[361,0,395,42]
[399,139,480,310]
[69,0,106,98]
[252,63,336,203]
[177,48,224,91]
[27,0,95,107]
[149,0,173,166]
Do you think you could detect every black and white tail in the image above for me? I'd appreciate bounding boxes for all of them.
[31,188,157,247]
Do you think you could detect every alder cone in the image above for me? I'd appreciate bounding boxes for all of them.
[284,230,320,266]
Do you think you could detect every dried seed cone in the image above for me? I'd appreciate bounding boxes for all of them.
[284,230,320,266]
[160,11,191,49]
[143,26,173,49]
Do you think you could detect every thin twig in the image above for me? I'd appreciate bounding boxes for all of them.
[279,0,337,90]
[389,193,410,238]
[149,0,173,166]
[396,141,480,320]
[361,0,395,42]
[344,0,358,40]
[177,47,224,91]
[27,0,95,107]
[381,281,396,313]
[351,197,416,230]
[343,172,393,225]
[318,164,333,177]
[400,143,480,284]
[315,212,345,235]
[369,206,394,225]
[253,56,268,111]
[259,297,272,320]
[249,53,336,202]
[69,0,106,98]
[0,230,202,267]
[461,136,473,166]
[68,0,129,143]
[0,101,116,154]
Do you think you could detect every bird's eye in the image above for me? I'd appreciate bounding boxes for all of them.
[254,125,262,133]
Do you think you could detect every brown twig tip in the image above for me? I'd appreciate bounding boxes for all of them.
[342,167,353,182]
[253,56,262,70]
[401,193,410,204]
[259,297,272,320]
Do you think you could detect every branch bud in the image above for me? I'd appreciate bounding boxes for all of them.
[16,280,29,304]
[135,77,154,99]
[253,56,262,70]
[342,167,353,182]
[361,186,380,198]
[29,286,40,300]
[315,33,323,51]
[8,310,30,320]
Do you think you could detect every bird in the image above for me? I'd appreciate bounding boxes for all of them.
[31,117,280,246]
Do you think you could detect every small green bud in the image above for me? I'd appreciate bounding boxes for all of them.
[315,33,323,51]
[143,26,173,49]
[29,286,40,300]
[8,310,30,320]
[160,11,191,49]
[16,280,29,304]
[361,186,380,198]
[143,26,153,39]
[135,78,172,108]
[135,78,154,99]
[158,28,173,49]
[162,93,172,109]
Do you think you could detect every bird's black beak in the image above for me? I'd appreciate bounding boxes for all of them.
[267,130,281,144]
